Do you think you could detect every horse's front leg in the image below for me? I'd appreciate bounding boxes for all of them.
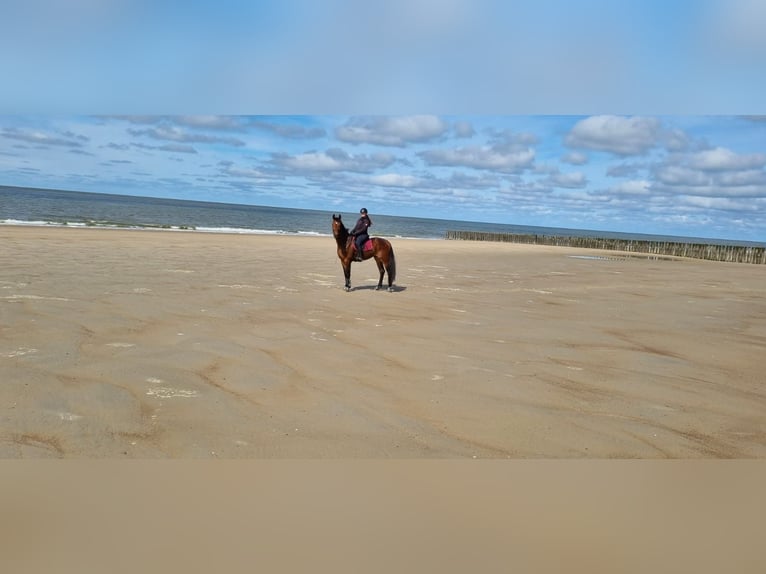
[343,262,352,291]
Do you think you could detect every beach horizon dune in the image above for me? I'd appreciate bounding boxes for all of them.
[1,226,764,458]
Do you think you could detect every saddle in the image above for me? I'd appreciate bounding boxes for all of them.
[348,237,373,254]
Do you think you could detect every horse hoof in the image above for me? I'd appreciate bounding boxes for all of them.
[388,287,394,292]
[344,286,351,292]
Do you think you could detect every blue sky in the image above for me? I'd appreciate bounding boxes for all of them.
[3,114,765,240]
[1,1,765,241]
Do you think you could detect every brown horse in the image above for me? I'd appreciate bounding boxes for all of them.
[332,214,396,292]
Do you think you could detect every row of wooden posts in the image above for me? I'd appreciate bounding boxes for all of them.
[445,230,766,265]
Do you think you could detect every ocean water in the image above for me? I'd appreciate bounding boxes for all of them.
[1,185,762,246]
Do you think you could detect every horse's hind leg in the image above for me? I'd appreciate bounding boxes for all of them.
[386,269,394,292]
[374,258,385,290]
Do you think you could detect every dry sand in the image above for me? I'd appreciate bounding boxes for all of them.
[1,225,764,458]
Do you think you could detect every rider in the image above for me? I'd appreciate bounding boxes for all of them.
[349,208,372,261]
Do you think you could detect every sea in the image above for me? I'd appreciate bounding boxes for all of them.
[1,185,763,247]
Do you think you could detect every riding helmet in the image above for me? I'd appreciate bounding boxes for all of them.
[360,208,368,214]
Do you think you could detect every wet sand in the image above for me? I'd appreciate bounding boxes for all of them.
[1,225,764,458]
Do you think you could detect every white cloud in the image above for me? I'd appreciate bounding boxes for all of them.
[662,128,692,152]
[269,148,395,173]
[502,179,552,195]
[680,195,762,211]
[565,115,662,155]
[487,129,539,148]
[109,116,166,125]
[686,146,766,171]
[561,151,588,165]
[419,145,535,171]
[251,122,325,139]
[1,127,87,147]
[156,144,197,154]
[443,171,500,189]
[547,171,587,189]
[607,180,652,196]
[606,162,646,177]
[650,146,766,199]
[652,180,766,199]
[453,120,475,138]
[654,165,710,186]
[275,151,340,171]
[651,213,714,226]
[716,169,766,186]
[220,163,282,181]
[128,126,245,146]
[335,115,449,146]
[368,173,422,187]
[176,116,245,131]
[354,170,500,194]
[132,142,197,154]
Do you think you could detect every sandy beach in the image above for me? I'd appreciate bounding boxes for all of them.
[1,225,764,458]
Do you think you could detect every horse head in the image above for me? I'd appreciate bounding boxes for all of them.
[331,214,347,239]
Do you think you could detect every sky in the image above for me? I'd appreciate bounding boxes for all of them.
[1,0,765,242]
[2,114,766,241]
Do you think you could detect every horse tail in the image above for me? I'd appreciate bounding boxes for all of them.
[387,244,397,283]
